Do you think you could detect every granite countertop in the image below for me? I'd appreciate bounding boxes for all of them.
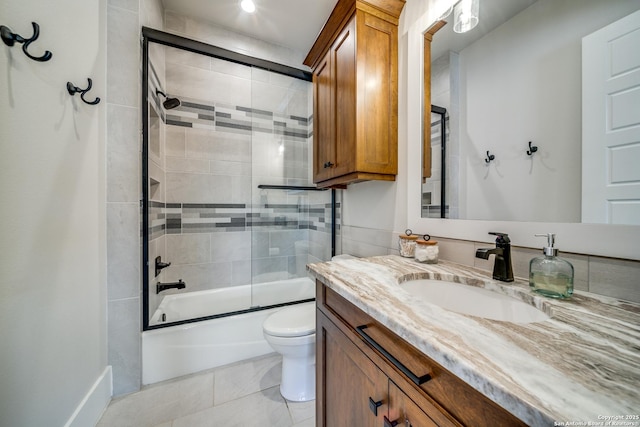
[307,255,640,427]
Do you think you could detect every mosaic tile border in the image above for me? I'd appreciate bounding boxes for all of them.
[162,95,313,141]
[148,201,340,239]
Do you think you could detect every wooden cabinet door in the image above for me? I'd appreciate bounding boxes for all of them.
[317,310,387,427]
[388,380,439,427]
[355,10,398,176]
[332,17,357,180]
[313,50,335,183]
[313,18,356,184]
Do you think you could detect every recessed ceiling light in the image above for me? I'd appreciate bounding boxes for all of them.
[240,0,256,13]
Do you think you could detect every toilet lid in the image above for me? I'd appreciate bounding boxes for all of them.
[263,302,315,337]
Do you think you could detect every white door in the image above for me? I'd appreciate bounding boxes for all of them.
[582,9,640,225]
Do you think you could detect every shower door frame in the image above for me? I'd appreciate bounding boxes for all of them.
[141,27,316,331]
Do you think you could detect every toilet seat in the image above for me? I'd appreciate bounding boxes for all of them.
[263,302,315,337]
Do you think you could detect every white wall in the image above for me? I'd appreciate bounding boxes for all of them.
[0,0,109,426]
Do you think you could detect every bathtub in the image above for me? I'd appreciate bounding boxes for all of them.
[142,277,315,384]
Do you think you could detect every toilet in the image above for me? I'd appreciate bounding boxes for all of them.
[263,301,316,402]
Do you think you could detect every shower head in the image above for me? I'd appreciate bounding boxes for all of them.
[155,90,181,110]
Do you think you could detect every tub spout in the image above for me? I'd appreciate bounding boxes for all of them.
[157,279,186,294]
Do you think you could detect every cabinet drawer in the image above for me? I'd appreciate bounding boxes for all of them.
[318,281,527,427]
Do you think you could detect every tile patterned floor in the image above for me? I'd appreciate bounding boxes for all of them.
[97,353,315,427]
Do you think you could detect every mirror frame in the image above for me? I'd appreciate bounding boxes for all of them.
[406,7,640,261]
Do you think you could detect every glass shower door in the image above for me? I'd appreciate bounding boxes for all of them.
[248,67,325,308]
[142,28,331,330]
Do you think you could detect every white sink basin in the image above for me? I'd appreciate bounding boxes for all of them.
[401,279,549,324]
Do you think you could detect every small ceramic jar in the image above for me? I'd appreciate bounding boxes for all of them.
[398,229,418,257]
[415,236,438,264]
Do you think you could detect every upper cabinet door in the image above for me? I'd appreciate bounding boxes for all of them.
[332,18,357,180]
[306,0,406,188]
[356,10,398,176]
[313,50,335,183]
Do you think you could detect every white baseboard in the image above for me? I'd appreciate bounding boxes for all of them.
[64,366,112,427]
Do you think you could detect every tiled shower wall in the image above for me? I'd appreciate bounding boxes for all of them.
[146,43,335,320]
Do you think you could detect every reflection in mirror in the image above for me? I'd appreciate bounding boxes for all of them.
[421,0,640,224]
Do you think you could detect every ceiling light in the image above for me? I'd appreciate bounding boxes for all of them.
[453,0,479,33]
[438,4,454,20]
[240,0,255,13]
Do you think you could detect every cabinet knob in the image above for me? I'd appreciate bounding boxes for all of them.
[323,161,334,168]
[368,397,383,416]
[384,416,399,427]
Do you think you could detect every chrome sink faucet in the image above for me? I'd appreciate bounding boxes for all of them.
[475,232,514,282]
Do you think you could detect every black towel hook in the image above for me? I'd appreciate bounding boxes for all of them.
[485,151,495,164]
[67,78,101,105]
[0,22,52,62]
[526,141,538,156]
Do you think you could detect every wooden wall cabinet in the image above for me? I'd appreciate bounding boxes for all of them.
[304,0,405,188]
[316,280,527,426]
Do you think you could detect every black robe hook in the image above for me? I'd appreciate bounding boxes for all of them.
[485,151,495,164]
[0,22,52,62]
[526,141,538,156]
[67,78,101,105]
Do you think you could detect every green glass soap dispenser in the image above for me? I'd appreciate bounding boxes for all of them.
[529,233,574,298]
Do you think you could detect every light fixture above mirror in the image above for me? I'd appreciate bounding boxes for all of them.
[240,0,256,13]
[453,0,479,33]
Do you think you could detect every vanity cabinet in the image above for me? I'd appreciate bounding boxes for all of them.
[316,280,527,426]
[304,0,405,188]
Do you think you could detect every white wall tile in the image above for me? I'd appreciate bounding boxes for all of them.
[166,234,211,264]
[211,231,252,262]
[209,159,251,176]
[107,104,140,202]
[231,260,252,286]
[107,5,139,107]
[107,203,141,300]
[165,126,186,157]
[108,298,141,396]
[163,262,233,292]
[141,0,164,29]
[165,172,232,204]
[164,10,187,33]
[589,257,640,303]
[186,129,252,163]
[165,156,210,173]
[165,46,211,71]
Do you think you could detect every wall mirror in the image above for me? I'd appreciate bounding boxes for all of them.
[420,0,640,224]
[407,0,640,260]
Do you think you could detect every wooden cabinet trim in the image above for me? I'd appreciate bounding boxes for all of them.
[315,171,396,188]
[304,0,405,68]
[318,308,389,425]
